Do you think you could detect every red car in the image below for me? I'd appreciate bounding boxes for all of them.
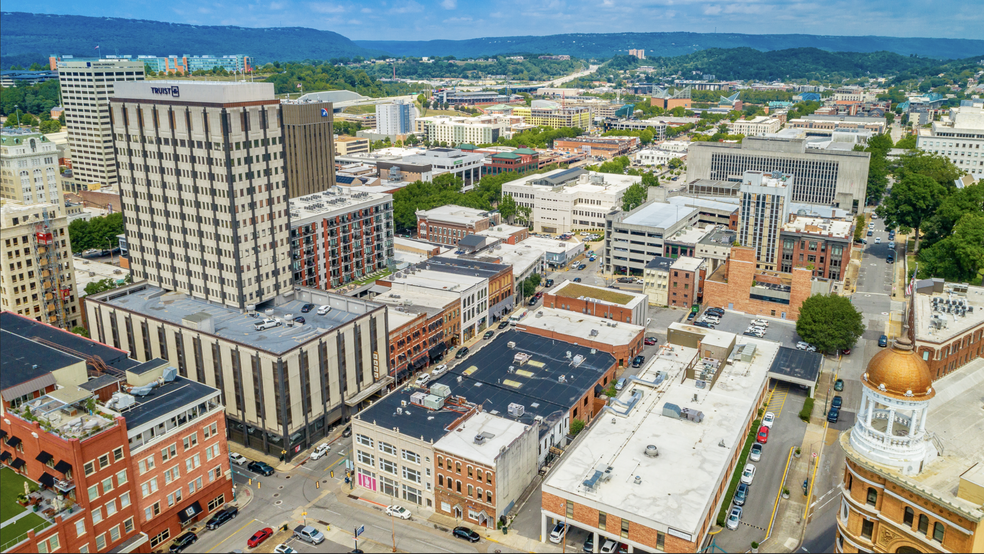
[757,425,770,444]
[644,337,658,346]
[247,528,273,548]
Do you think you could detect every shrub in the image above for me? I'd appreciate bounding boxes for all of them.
[799,398,815,422]
[570,419,586,437]
[716,419,760,526]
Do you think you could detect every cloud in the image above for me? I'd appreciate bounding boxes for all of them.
[361,7,372,12]
[441,0,457,8]
[268,1,286,9]
[388,0,424,14]
[307,2,345,14]
[444,16,472,23]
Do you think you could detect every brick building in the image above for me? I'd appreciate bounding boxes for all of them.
[543,280,648,327]
[517,307,645,368]
[459,145,539,177]
[476,224,529,245]
[553,136,640,160]
[383,308,429,385]
[912,282,984,381]
[416,205,501,246]
[779,215,854,281]
[666,256,705,311]
[703,246,814,320]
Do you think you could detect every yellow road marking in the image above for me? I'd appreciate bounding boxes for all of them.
[206,518,257,553]
[326,455,348,472]
[766,446,796,537]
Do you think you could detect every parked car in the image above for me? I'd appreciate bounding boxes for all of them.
[726,506,743,530]
[631,355,645,368]
[549,522,570,544]
[750,319,768,327]
[757,426,770,444]
[498,321,510,329]
[644,337,658,346]
[274,544,296,554]
[310,443,330,460]
[577,264,587,270]
[827,408,840,423]
[600,539,619,554]
[317,305,332,315]
[615,377,627,391]
[749,443,763,462]
[889,241,895,249]
[385,505,412,519]
[300,303,315,313]
[762,412,776,428]
[734,482,749,506]
[887,256,895,264]
[229,453,248,466]
[589,257,596,262]
[878,335,888,347]
[206,506,239,530]
[741,463,756,485]
[834,379,844,391]
[706,307,725,316]
[573,277,582,282]
[414,373,430,386]
[292,525,325,545]
[694,321,713,329]
[170,533,198,552]
[796,341,810,350]
[686,311,696,321]
[875,237,881,244]
[545,279,554,287]
[431,364,448,378]
[452,526,481,543]
[867,230,873,236]
[253,318,279,331]
[247,461,275,476]
[342,426,352,438]
[583,534,595,553]
[842,348,852,355]
[831,396,843,410]
[618,277,634,283]
[483,330,495,340]
[247,528,274,548]
[292,316,305,325]
[455,347,470,359]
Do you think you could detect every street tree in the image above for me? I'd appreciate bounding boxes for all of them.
[920,182,984,247]
[893,150,961,189]
[876,174,947,253]
[918,212,984,282]
[621,183,647,212]
[796,294,865,353]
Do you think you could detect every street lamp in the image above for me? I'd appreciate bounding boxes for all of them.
[561,501,568,554]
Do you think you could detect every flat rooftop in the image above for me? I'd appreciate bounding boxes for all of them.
[0,330,79,393]
[543,334,778,538]
[551,280,646,308]
[782,215,853,239]
[478,224,528,239]
[670,256,704,272]
[769,347,823,383]
[621,201,698,230]
[121,376,220,431]
[373,288,452,319]
[518,308,644,346]
[517,236,582,254]
[93,284,370,355]
[429,330,616,428]
[384,268,485,293]
[914,285,984,344]
[667,226,712,246]
[699,226,738,246]
[416,204,493,225]
[357,386,465,444]
[434,411,531,466]
[288,187,390,227]
[841,358,984,520]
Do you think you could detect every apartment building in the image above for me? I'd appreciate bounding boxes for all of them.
[111,81,291,309]
[50,55,251,75]
[543,280,648,327]
[288,187,394,290]
[335,136,370,156]
[738,171,794,271]
[729,116,783,137]
[916,102,984,177]
[376,100,417,136]
[635,148,685,167]
[512,104,591,130]
[687,136,870,211]
[281,101,337,198]
[665,256,705,310]
[379,269,487,342]
[1,201,81,329]
[610,119,668,141]
[553,136,639,159]
[402,148,485,190]
[503,168,637,234]
[643,256,673,306]
[837,340,984,554]
[779,215,853,280]
[1,129,64,207]
[84,284,390,461]
[415,115,511,145]
[416,205,500,246]
[912,282,984,381]
[541,324,774,553]
[57,60,145,191]
[372,288,460,380]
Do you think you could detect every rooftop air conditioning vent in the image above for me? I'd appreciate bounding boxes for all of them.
[644,445,659,458]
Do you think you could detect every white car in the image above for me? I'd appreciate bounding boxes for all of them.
[871,213,878,219]
[253,318,279,331]
[741,463,756,485]
[796,341,810,350]
[762,412,776,428]
[385,505,412,519]
[431,364,448,378]
[600,539,619,553]
[414,373,431,386]
[726,506,742,530]
[317,305,332,315]
[751,319,769,327]
[875,237,881,244]
[548,522,569,544]
[229,453,248,466]
[274,545,296,554]
[310,443,330,460]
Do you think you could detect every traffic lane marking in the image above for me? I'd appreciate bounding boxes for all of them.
[205,518,264,553]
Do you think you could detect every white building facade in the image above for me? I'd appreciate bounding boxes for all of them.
[503,168,638,234]
[916,102,984,178]
[376,100,417,135]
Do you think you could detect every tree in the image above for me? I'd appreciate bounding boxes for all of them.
[40,119,61,134]
[498,194,519,222]
[921,182,984,247]
[68,212,125,253]
[796,294,865,354]
[621,183,647,212]
[85,278,120,296]
[919,212,984,282]
[894,134,917,149]
[70,326,90,338]
[894,151,962,190]
[877,174,946,253]
[569,419,586,437]
[668,158,684,170]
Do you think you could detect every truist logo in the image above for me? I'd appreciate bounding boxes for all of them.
[150,85,180,98]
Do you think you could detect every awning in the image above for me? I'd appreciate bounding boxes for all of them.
[39,473,55,487]
[0,451,10,462]
[1,373,56,401]
[54,460,72,474]
[36,451,53,464]
[344,376,394,407]
[428,343,447,360]
[411,355,428,371]
[0,429,7,439]
[11,457,26,469]
[5,436,21,447]
[177,501,203,523]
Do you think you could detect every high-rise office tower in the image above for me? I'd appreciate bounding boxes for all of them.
[376,100,416,135]
[111,81,291,309]
[57,60,145,192]
[738,170,793,271]
[280,101,337,198]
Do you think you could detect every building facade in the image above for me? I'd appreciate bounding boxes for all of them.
[58,60,145,191]
[729,116,783,137]
[281,101,337,198]
[335,136,370,156]
[916,102,984,178]
[416,205,500,246]
[415,115,511,145]
[1,130,64,207]
[512,105,591,130]
[779,215,854,281]
[543,280,648,327]
[376,100,417,136]
[402,148,485,190]
[643,256,673,306]
[289,188,394,290]
[553,136,639,159]
[737,171,794,271]
[503,168,638,234]
[111,81,291,309]
[703,246,814,320]
[666,256,705,311]
[51,55,251,74]
[912,282,984,381]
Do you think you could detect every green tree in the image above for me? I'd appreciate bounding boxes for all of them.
[894,134,917,149]
[569,419,586,437]
[921,182,984,247]
[522,278,537,298]
[40,119,62,133]
[668,158,684,169]
[68,212,125,253]
[621,183,647,212]
[498,194,519,222]
[70,326,90,338]
[84,278,120,296]
[795,294,865,353]
[919,212,984,282]
[894,151,962,190]
[876,174,947,253]
[854,215,865,242]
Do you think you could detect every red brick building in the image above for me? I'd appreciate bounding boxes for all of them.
[518,307,643,369]
[460,145,539,177]
[703,246,813,320]
[667,257,706,311]
[553,137,639,160]
[386,309,428,384]
[543,280,649,327]
[912,283,984,381]
[416,205,500,246]
[779,216,854,281]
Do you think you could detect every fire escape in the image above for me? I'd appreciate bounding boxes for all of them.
[30,211,70,328]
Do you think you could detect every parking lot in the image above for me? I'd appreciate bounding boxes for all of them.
[698,309,805,350]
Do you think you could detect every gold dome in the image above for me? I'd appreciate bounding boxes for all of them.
[862,337,935,400]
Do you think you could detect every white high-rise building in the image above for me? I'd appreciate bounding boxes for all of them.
[57,59,145,192]
[0,129,64,211]
[916,101,984,178]
[376,100,417,135]
[738,170,793,271]
[111,81,292,309]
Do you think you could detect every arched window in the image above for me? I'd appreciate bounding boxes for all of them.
[438,474,444,487]
[866,487,878,506]
[903,507,914,527]
[918,514,929,534]
[933,522,944,543]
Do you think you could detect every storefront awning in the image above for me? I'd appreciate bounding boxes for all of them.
[0,429,7,439]
[39,473,55,487]
[411,355,428,370]
[428,342,447,360]
[0,451,10,462]
[36,451,53,464]
[11,457,26,469]
[54,460,72,474]
[177,501,203,523]
[5,436,22,447]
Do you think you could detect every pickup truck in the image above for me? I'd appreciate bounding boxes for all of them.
[293,525,325,545]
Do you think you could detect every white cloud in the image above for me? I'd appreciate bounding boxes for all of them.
[307,2,345,14]
[441,0,457,8]
[444,16,472,23]
[268,1,286,10]
[361,7,372,12]
[389,0,424,14]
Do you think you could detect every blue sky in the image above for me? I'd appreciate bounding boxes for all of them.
[9,0,983,41]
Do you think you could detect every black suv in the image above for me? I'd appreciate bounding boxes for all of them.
[483,330,495,340]
[705,308,725,316]
[206,506,238,530]
[169,532,197,552]
[455,346,470,359]
[452,526,481,543]
[247,461,275,476]
[631,355,645,368]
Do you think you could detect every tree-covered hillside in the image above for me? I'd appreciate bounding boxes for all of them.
[362,56,585,81]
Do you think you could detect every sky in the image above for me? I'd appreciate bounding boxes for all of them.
[7,0,983,42]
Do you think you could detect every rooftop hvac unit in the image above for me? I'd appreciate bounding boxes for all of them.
[513,352,531,365]
[571,355,585,367]
[430,383,452,398]
[680,406,705,423]
[507,403,525,418]
[396,407,403,415]
[589,329,599,337]
[474,434,486,445]
[644,445,659,458]
[409,392,427,406]
[162,366,177,382]
[422,394,446,410]
[113,393,136,411]
[536,311,543,318]
[634,475,642,484]
[558,375,567,384]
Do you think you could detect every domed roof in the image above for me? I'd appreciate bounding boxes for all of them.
[862,337,934,400]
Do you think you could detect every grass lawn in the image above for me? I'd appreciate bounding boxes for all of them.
[0,512,49,548]
[0,468,30,524]
[342,105,378,115]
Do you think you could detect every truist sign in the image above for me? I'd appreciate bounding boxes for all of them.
[150,85,180,98]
